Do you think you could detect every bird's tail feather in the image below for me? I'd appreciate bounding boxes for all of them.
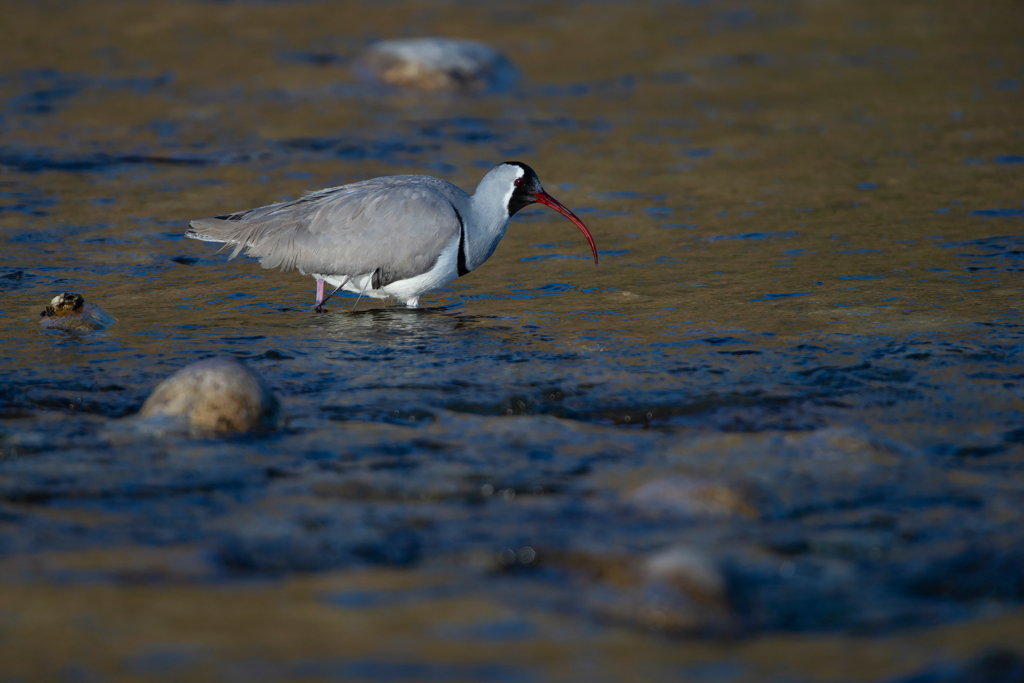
[186,218,302,271]
[186,219,264,261]
[185,219,231,244]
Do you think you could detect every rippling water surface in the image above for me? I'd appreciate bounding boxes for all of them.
[2,0,1024,680]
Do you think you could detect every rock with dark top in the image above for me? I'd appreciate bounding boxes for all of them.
[38,292,116,331]
[139,357,283,434]
[352,38,519,93]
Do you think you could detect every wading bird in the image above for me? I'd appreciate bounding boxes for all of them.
[186,161,598,311]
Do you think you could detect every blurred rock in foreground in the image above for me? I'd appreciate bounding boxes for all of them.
[643,545,727,606]
[352,38,519,92]
[38,292,116,331]
[139,357,283,434]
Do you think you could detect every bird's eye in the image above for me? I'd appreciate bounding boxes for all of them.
[514,178,523,187]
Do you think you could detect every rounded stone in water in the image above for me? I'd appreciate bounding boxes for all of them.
[38,292,116,331]
[139,357,283,434]
[353,38,519,92]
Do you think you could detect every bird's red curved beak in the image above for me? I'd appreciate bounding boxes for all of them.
[533,191,599,265]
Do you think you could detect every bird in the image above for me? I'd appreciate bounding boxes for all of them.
[185,161,598,311]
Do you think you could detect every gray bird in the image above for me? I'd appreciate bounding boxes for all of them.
[185,161,599,311]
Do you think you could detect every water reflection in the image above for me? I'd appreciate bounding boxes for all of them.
[300,304,464,338]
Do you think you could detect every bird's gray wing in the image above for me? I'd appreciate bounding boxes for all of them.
[186,176,465,286]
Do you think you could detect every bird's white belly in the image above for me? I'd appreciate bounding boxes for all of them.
[318,233,460,308]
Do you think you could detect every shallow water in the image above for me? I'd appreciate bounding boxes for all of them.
[2,0,1024,680]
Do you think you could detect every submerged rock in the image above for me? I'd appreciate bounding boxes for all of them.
[38,292,116,331]
[139,357,283,434]
[545,546,736,636]
[626,475,771,518]
[352,38,519,92]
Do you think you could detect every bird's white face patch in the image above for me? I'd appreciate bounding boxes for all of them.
[501,165,526,219]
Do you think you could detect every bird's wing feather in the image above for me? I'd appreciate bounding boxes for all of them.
[186,176,466,285]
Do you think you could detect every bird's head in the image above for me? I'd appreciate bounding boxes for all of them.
[490,161,599,265]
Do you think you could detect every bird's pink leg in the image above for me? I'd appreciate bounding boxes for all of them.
[314,278,325,313]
